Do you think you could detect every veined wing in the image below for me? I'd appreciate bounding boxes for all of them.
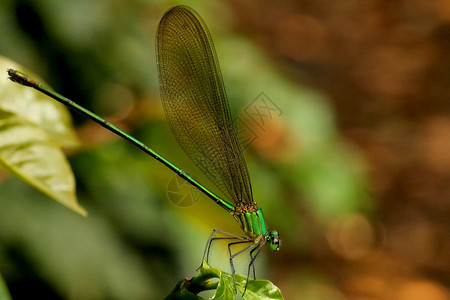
[156,6,253,205]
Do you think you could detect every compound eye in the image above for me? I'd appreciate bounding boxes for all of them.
[268,231,281,251]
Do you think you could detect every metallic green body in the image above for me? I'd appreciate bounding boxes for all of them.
[7,69,236,214]
[234,207,268,239]
[8,6,281,296]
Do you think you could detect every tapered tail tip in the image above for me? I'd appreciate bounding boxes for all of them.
[7,69,35,87]
[7,68,22,83]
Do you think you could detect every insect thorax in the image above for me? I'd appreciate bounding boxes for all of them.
[233,204,268,239]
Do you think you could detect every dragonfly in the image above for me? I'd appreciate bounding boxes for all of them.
[8,5,280,296]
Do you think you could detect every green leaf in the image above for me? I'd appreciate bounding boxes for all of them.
[0,273,12,300]
[164,278,204,300]
[0,57,86,216]
[164,262,284,300]
[0,57,79,148]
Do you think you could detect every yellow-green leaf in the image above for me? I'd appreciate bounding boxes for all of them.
[0,272,12,300]
[0,56,79,148]
[0,57,86,216]
[0,113,86,215]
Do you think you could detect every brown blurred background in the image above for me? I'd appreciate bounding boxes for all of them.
[226,0,450,299]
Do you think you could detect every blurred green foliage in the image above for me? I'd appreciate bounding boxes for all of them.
[0,0,368,299]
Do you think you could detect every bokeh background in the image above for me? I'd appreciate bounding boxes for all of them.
[1,0,450,299]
